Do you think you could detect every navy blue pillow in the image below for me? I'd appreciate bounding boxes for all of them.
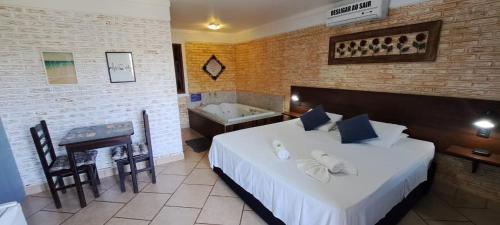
[336,114,378,143]
[300,105,331,131]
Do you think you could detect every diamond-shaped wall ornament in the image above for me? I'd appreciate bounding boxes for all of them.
[202,55,225,81]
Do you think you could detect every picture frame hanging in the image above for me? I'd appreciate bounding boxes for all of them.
[42,52,78,85]
[202,55,225,81]
[328,20,442,65]
[105,52,136,83]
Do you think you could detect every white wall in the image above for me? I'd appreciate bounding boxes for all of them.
[0,2,182,191]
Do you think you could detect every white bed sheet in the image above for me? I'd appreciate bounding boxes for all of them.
[209,119,434,225]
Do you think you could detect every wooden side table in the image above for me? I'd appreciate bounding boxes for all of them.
[282,111,303,120]
[444,145,500,173]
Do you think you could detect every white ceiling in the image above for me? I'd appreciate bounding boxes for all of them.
[170,0,334,33]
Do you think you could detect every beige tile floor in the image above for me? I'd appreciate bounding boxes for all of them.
[22,128,500,225]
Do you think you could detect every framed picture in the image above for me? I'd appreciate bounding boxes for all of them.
[328,20,442,64]
[42,52,78,85]
[105,52,136,83]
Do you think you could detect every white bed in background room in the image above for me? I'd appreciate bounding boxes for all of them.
[209,119,435,225]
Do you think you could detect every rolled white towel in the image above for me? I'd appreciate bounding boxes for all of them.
[310,150,345,174]
[297,159,330,183]
[272,140,290,160]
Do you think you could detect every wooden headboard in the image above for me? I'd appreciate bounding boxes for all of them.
[290,86,500,153]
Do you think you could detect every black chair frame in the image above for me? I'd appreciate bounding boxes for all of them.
[30,120,100,208]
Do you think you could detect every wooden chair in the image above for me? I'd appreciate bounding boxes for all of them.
[116,110,156,192]
[30,121,100,209]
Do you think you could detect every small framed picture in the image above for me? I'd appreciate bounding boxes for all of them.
[105,52,136,83]
[42,52,78,85]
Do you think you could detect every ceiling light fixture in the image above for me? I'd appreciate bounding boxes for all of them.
[207,23,221,30]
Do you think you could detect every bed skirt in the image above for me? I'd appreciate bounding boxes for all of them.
[213,161,435,225]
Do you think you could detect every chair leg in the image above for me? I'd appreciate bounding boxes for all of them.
[149,157,156,184]
[93,164,101,185]
[117,162,126,192]
[57,177,66,193]
[47,177,62,208]
[88,166,99,198]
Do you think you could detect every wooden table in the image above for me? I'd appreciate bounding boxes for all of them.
[59,121,136,208]
[444,145,500,173]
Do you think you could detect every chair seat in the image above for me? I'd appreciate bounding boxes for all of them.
[49,150,98,173]
[111,144,148,161]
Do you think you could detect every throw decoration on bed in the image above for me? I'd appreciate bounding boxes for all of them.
[328,20,442,64]
[297,150,358,183]
[202,55,226,80]
[272,140,290,160]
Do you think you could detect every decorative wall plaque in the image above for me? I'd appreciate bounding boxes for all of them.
[328,20,442,64]
[106,52,136,83]
[203,55,225,81]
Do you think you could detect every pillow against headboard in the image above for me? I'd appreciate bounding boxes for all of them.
[336,114,378,143]
[296,112,343,132]
[299,105,331,131]
[365,120,407,148]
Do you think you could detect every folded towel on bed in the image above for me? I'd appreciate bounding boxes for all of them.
[311,150,358,175]
[311,150,345,173]
[297,159,330,183]
[272,140,290,160]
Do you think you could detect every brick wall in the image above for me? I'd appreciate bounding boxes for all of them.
[0,5,183,189]
[178,95,189,128]
[185,42,236,93]
[235,0,500,103]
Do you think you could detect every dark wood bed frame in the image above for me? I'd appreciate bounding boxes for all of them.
[213,86,500,225]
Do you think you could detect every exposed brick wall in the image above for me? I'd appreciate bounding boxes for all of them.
[235,0,500,103]
[0,5,182,188]
[185,42,236,93]
[178,95,189,128]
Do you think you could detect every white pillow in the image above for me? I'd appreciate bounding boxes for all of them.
[296,112,343,132]
[364,120,407,148]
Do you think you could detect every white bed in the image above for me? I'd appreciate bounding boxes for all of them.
[209,119,435,225]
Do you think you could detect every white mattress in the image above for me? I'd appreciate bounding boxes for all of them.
[209,119,435,225]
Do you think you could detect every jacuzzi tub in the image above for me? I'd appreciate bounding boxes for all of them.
[188,103,282,139]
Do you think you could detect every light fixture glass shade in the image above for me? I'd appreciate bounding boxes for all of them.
[474,119,495,129]
[291,94,300,102]
[207,23,221,30]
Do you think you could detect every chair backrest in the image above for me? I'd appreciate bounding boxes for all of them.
[30,120,57,172]
[142,110,152,154]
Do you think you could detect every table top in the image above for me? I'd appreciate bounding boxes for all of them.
[59,122,134,146]
[444,145,500,167]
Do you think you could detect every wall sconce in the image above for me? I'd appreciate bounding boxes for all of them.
[474,111,495,138]
[291,94,300,102]
[472,111,496,156]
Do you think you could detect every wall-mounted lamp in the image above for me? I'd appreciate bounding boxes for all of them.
[472,111,496,156]
[291,94,300,102]
[474,111,496,138]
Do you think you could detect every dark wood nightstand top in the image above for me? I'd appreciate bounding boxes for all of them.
[444,145,500,168]
[282,111,303,119]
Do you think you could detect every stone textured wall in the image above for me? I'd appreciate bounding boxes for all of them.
[0,5,183,189]
[235,0,500,102]
[178,95,189,128]
[185,42,236,93]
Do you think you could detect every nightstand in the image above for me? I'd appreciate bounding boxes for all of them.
[282,111,303,120]
[444,145,500,173]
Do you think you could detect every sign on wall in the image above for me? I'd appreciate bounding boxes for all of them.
[106,52,136,83]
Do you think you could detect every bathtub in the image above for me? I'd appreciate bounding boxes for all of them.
[188,103,282,139]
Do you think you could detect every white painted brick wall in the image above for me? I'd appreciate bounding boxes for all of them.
[0,5,183,189]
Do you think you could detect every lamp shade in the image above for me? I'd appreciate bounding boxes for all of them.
[474,111,496,138]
